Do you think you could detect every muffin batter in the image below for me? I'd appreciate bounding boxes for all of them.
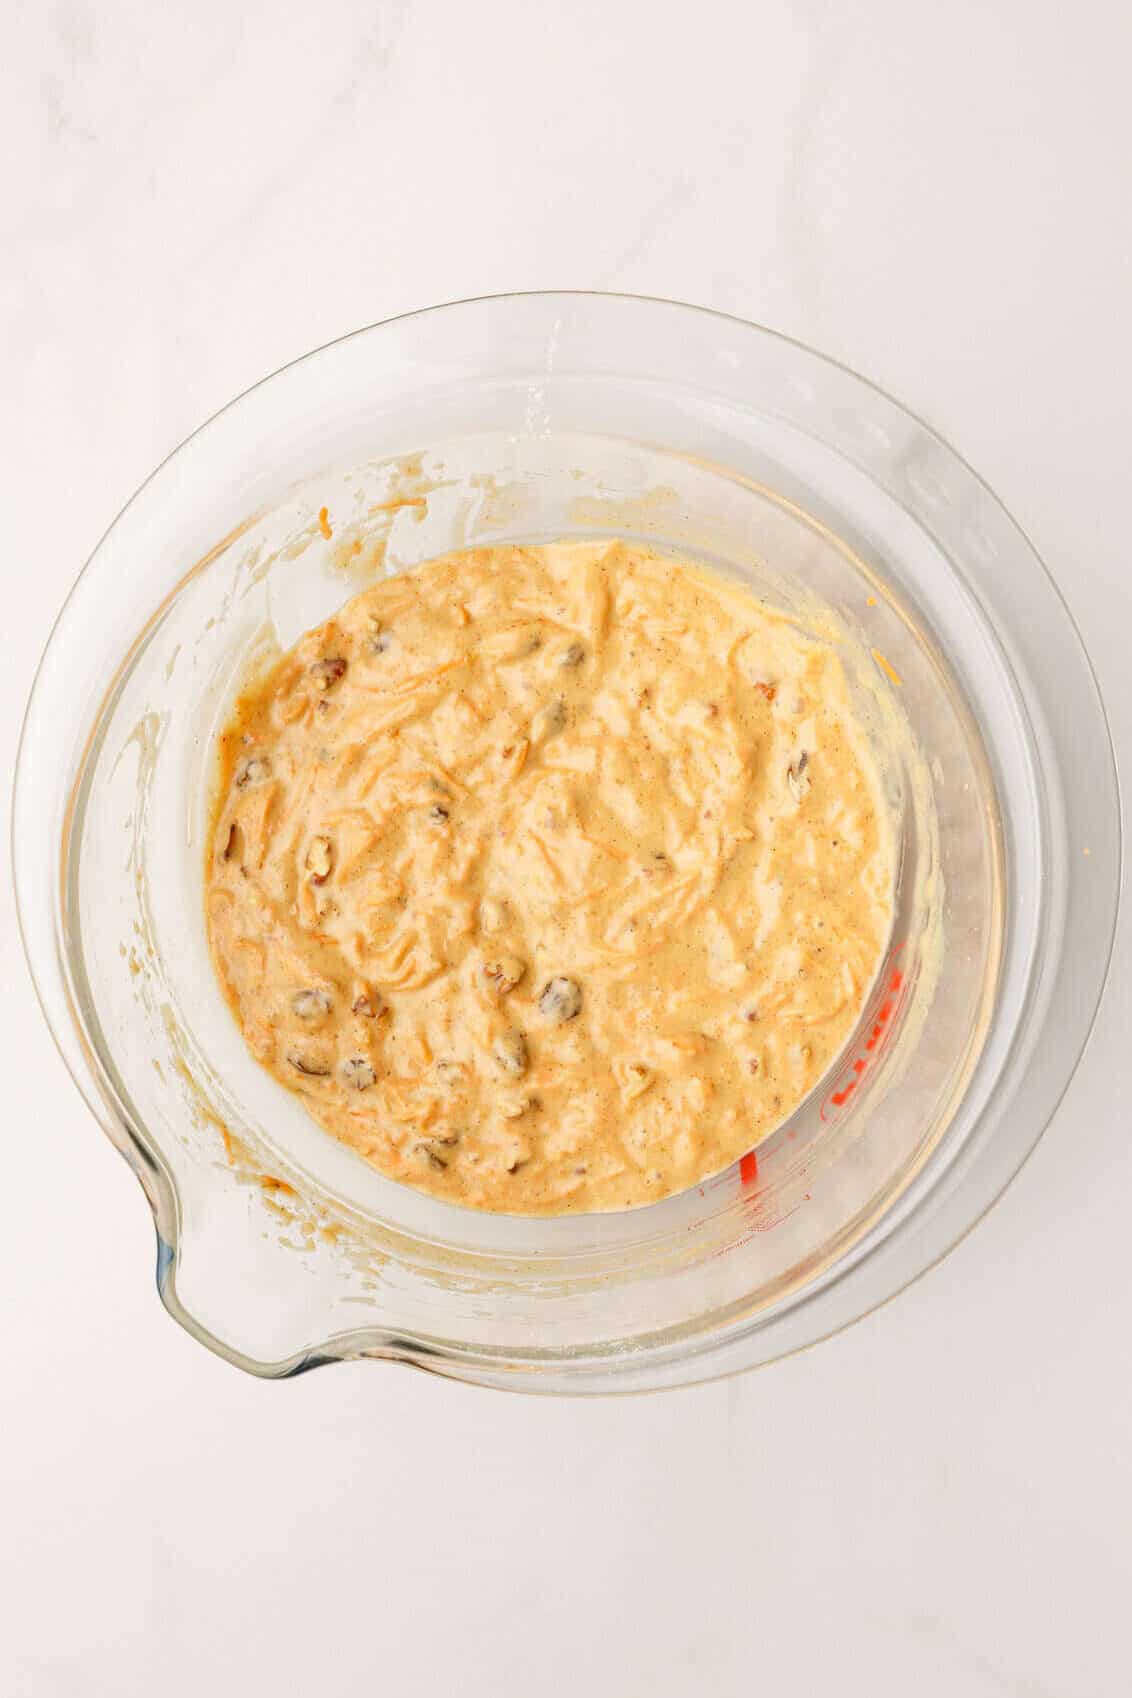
[206,540,893,1213]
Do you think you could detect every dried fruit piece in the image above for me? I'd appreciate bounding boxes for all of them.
[234,755,270,788]
[221,821,243,863]
[286,1051,331,1077]
[306,835,333,882]
[539,976,582,1023]
[492,1029,529,1077]
[483,954,525,996]
[310,657,347,691]
[428,804,450,823]
[415,1137,458,1170]
[292,988,333,1022]
[340,1057,376,1091]
[787,750,811,803]
[753,680,777,702]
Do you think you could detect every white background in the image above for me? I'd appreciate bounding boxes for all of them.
[3,3,1130,1694]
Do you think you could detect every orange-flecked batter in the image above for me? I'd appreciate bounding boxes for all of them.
[206,540,893,1213]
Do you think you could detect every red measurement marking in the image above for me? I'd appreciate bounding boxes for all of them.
[822,947,910,1121]
[740,1150,759,1187]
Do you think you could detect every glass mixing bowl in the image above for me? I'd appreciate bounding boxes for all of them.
[13,294,1120,1391]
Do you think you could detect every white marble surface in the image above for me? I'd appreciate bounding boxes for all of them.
[3,3,1131,1694]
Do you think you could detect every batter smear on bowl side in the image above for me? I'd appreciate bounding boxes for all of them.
[206,540,894,1213]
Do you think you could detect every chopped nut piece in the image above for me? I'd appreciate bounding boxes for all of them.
[532,696,567,741]
[286,1051,331,1077]
[620,1062,652,1104]
[483,954,525,995]
[292,988,333,1022]
[234,755,270,788]
[492,1028,529,1077]
[306,835,333,882]
[479,896,507,934]
[499,1094,536,1120]
[539,977,582,1023]
[340,1057,376,1090]
[310,656,347,690]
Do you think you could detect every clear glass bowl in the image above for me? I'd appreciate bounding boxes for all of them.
[13,294,1121,1391]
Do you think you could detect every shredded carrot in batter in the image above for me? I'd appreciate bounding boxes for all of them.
[206,541,894,1213]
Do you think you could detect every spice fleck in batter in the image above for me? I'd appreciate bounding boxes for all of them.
[206,541,893,1213]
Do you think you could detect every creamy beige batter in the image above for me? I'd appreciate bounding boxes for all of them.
[206,540,893,1213]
